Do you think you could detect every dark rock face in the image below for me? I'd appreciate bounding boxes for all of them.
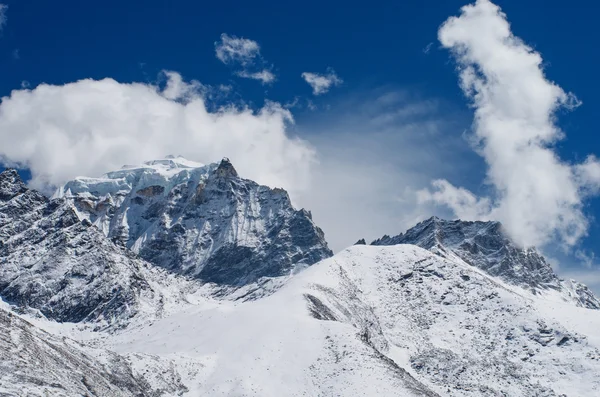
[372,217,600,309]
[0,169,162,325]
[0,169,28,201]
[136,185,165,197]
[58,158,333,287]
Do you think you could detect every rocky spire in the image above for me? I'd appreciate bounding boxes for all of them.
[214,157,238,178]
[0,169,27,201]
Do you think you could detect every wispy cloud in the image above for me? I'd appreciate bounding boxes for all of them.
[575,250,596,269]
[235,69,275,85]
[215,33,260,66]
[0,4,7,32]
[418,0,600,249]
[215,33,276,84]
[301,68,343,95]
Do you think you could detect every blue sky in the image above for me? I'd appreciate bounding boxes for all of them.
[0,0,599,290]
[1,0,595,116]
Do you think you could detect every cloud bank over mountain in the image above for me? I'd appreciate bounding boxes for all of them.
[0,72,313,194]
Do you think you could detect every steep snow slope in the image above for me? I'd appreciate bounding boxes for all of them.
[100,250,439,397]
[0,168,201,327]
[55,156,332,286]
[319,246,600,396]
[0,302,188,396]
[82,245,600,397]
[372,217,600,309]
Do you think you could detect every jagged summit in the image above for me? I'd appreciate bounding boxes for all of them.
[371,216,551,286]
[373,216,503,249]
[215,157,238,178]
[55,157,333,286]
[0,168,27,201]
[372,216,600,309]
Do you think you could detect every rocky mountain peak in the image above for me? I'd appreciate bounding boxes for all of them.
[0,168,27,201]
[372,217,600,309]
[215,157,238,178]
[56,157,333,287]
[373,216,504,251]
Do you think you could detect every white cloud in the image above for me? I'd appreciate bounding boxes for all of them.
[575,155,600,193]
[301,69,343,95]
[575,250,596,269]
[215,33,276,84]
[160,70,204,101]
[215,33,260,66]
[0,71,315,195]
[418,0,600,248]
[0,4,7,32]
[235,69,276,85]
[417,179,491,220]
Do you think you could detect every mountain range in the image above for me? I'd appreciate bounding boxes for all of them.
[1,157,599,396]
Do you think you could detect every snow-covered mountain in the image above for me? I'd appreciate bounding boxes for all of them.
[54,156,332,286]
[2,160,600,396]
[8,244,599,396]
[371,216,600,309]
[296,245,600,396]
[0,168,199,327]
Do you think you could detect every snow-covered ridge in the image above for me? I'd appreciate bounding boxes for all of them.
[371,216,600,309]
[53,155,210,200]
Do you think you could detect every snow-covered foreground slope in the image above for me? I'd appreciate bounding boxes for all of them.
[63,245,599,397]
[322,246,600,396]
[96,249,438,396]
[0,302,189,396]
